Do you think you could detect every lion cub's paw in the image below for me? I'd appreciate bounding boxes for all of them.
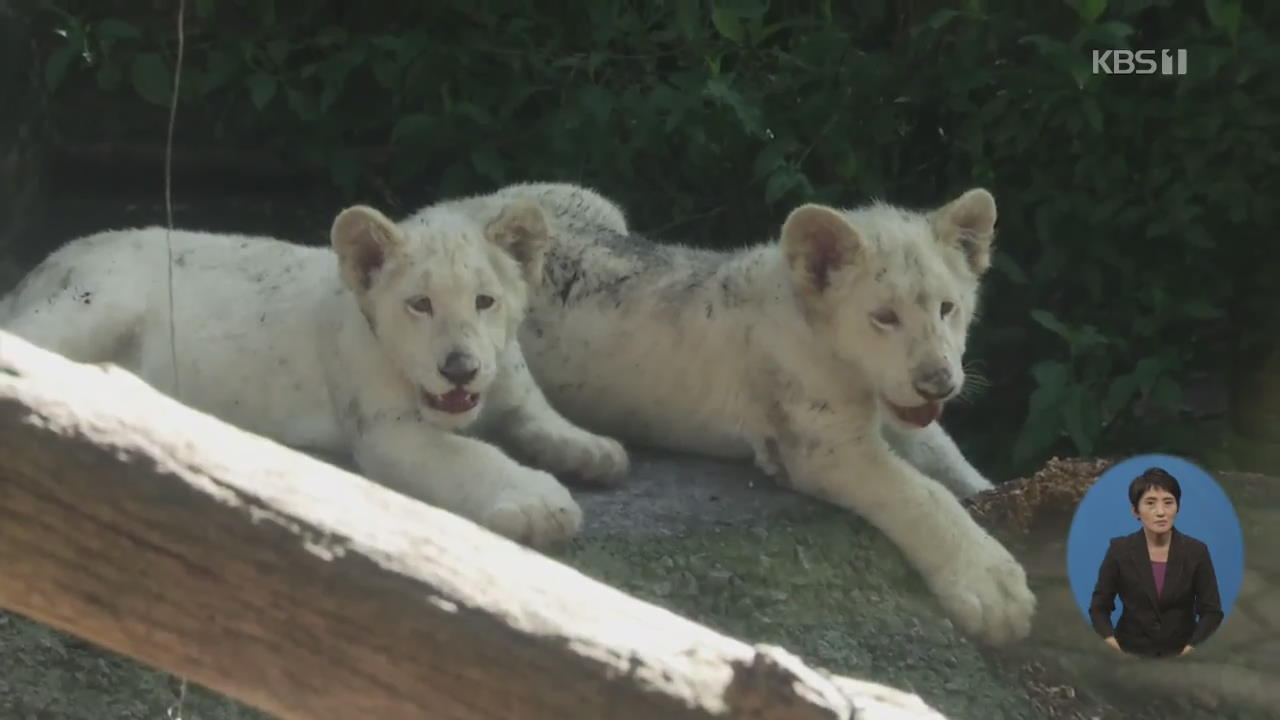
[929,533,1037,646]
[564,432,630,486]
[951,465,996,500]
[480,472,584,549]
[749,437,788,483]
[531,429,630,487]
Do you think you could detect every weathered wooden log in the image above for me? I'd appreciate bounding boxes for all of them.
[0,330,948,720]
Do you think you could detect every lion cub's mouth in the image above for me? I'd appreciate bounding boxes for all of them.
[884,399,944,428]
[422,387,481,414]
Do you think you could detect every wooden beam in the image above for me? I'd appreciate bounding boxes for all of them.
[0,331,948,720]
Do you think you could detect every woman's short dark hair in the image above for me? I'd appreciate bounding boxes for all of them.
[1129,467,1182,510]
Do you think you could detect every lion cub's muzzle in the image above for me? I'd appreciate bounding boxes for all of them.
[886,365,959,428]
[911,366,957,402]
[422,350,482,414]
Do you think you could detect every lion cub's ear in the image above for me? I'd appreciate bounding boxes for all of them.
[781,204,865,297]
[332,205,405,293]
[930,188,997,275]
[486,200,551,285]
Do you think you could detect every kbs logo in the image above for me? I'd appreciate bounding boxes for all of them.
[1092,49,1188,75]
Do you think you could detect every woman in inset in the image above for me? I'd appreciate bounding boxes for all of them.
[1089,467,1224,658]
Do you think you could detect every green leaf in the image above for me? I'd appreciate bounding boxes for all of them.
[328,149,363,196]
[266,39,290,66]
[711,8,745,43]
[992,254,1029,284]
[1104,373,1139,418]
[923,9,965,31]
[1151,377,1184,413]
[1076,0,1107,22]
[764,169,801,204]
[1031,360,1071,393]
[247,72,277,110]
[371,56,401,91]
[1030,309,1071,341]
[716,0,769,17]
[454,102,492,126]
[1062,386,1096,455]
[196,0,216,19]
[96,19,142,41]
[470,146,504,184]
[285,88,318,121]
[1133,356,1165,396]
[130,53,172,106]
[834,150,858,181]
[1018,34,1062,56]
[1013,370,1069,466]
[498,83,543,121]
[588,0,621,44]
[96,62,123,92]
[391,113,436,148]
[579,84,614,124]
[1094,21,1134,45]
[1082,97,1103,132]
[1066,54,1093,89]
[1204,0,1242,41]
[704,77,763,136]
[201,48,239,95]
[1181,298,1223,319]
[390,127,439,182]
[44,42,79,93]
[676,1,701,40]
[751,141,792,181]
[318,54,357,111]
[1075,325,1111,351]
[370,34,402,53]
[979,94,1010,123]
[753,19,795,44]
[1184,224,1214,249]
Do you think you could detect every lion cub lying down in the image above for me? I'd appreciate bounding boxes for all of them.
[0,200,628,548]
[426,182,1036,646]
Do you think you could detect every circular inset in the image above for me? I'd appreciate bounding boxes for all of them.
[1065,454,1244,658]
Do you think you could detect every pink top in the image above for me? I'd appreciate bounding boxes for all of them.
[1152,560,1168,598]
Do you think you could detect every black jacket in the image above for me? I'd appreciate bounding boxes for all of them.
[1089,527,1224,657]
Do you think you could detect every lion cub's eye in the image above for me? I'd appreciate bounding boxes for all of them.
[476,294,496,311]
[406,296,434,315]
[871,308,900,328]
[940,301,955,318]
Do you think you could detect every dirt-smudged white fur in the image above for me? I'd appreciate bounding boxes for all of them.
[417,181,1036,645]
[1,201,629,548]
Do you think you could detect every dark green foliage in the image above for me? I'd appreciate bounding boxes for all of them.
[30,0,1280,477]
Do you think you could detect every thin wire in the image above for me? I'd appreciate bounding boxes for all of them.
[164,0,186,399]
[163,0,189,716]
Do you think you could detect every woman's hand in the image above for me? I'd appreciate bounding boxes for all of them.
[1179,644,1194,656]
[1104,636,1124,653]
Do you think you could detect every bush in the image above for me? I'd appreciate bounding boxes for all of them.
[31,0,1280,477]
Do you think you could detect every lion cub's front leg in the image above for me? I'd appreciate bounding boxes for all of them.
[769,401,1036,646]
[498,412,630,487]
[881,421,995,500]
[481,345,630,486]
[349,415,584,549]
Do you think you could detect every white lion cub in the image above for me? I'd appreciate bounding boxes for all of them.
[0,201,629,548]
[424,182,1036,645]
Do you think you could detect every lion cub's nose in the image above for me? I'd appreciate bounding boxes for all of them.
[439,351,479,386]
[912,366,956,401]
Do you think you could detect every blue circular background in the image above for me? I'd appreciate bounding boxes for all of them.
[1065,454,1246,640]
